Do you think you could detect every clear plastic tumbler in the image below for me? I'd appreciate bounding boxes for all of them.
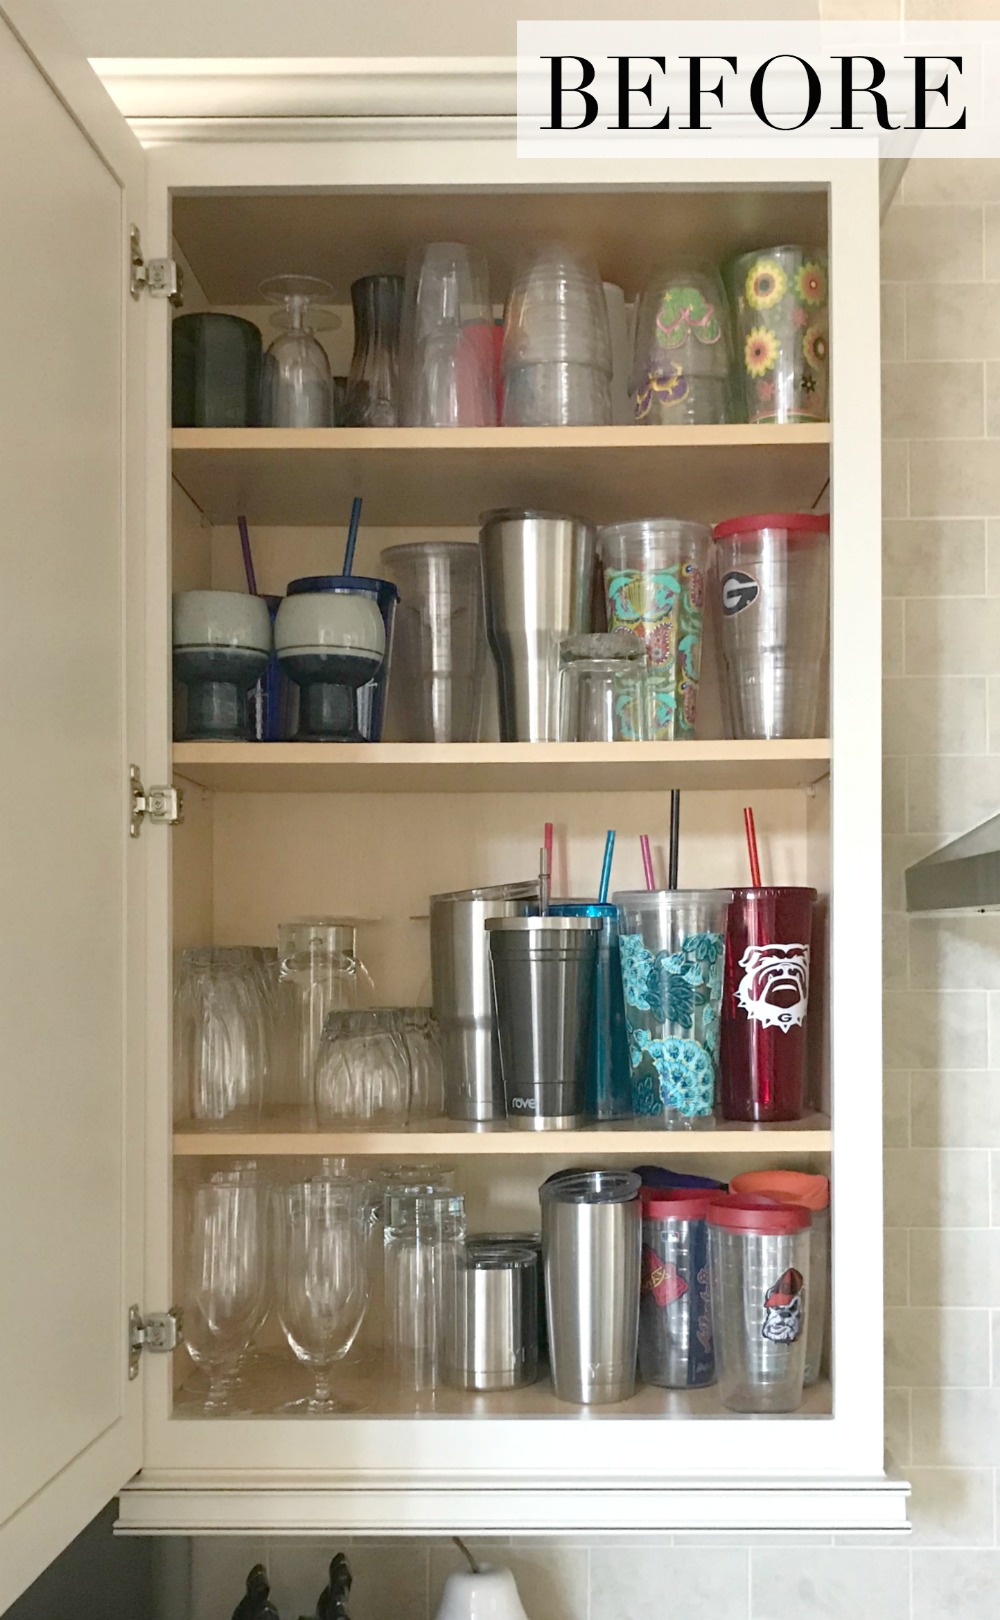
[613,888,732,1127]
[380,542,487,742]
[708,1193,811,1413]
[384,1189,467,1395]
[730,1170,829,1386]
[639,1189,716,1388]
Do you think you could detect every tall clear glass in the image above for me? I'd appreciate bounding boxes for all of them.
[384,1191,466,1396]
[277,919,375,1113]
[181,1178,267,1414]
[173,947,267,1127]
[272,1178,370,1413]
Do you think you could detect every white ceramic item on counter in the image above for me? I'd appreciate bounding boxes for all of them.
[432,1565,532,1620]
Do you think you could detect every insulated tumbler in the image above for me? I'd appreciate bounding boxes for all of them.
[708,1193,811,1413]
[720,886,818,1122]
[447,1240,539,1391]
[541,1170,641,1405]
[711,513,830,740]
[549,900,632,1120]
[639,1190,716,1388]
[487,915,600,1129]
[730,1170,829,1386]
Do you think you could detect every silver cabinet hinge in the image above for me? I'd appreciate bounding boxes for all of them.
[130,765,184,838]
[129,1305,183,1380]
[130,226,183,306]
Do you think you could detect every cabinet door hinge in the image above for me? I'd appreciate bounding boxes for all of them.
[128,1305,183,1379]
[130,765,184,838]
[130,225,183,307]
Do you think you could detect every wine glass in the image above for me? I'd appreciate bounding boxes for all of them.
[272,1178,370,1413]
[259,275,339,428]
[182,1178,267,1414]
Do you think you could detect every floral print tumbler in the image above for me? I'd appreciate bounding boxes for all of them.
[726,245,829,425]
[613,889,732,1128]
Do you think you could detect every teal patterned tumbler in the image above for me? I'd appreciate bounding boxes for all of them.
[612,889,732,1129]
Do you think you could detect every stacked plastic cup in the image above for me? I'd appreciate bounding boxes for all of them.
[730,1170,829,1386]
[400,243,497,427]
[639,1188,716,1388]
[631,265,734,426]
[708,1192,811,1413]
[501,245,612,426]
[600,519,711,740]
[726,244,829,424]
[613,888,732,1128]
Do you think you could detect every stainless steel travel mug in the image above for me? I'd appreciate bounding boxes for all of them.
[486,915,600,1130]
[447,1241,539,1391]
[540,1169,641,1404]
[479,509,596,741]
[429,882,538,1123]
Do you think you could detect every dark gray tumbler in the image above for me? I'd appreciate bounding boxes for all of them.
[486,915,600,1129]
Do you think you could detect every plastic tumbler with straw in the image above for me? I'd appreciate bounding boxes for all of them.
[613,886,732,1127]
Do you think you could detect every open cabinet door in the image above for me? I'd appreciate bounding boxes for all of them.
[0,3,147,1610]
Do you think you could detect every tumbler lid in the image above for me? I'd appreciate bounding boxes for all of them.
[644,1188,719,1221]
[287,574,400,602]
[548,900,618,920]
[463,1241,538,1270]
[708,1193,811,1234]
[730,1171,830,1210]
[728,886,819,901]
[540,1169,640,1205]
[712,512,830,540]
[431,881,539,905]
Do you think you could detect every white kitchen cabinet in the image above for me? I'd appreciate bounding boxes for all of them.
[0,8,905,1607]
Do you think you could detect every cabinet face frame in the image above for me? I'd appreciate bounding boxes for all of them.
[133,130,891,1525]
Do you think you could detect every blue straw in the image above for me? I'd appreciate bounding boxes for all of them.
[598,829,616,905]
[342,496,363,577]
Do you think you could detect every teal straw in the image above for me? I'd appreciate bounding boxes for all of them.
[598,829,616,905]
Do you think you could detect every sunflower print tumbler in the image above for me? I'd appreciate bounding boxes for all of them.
[725,245,829,425]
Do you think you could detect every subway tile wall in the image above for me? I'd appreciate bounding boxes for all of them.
[182,151,1000,1620]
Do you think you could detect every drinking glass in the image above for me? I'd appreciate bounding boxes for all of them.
[631,265,734,425]
[343,275,403,426]
[379,542,487,743]
[277,919,375,1112]
[384,1190,467,1395]
[173,948,267,1127]
[398,1008,446,1120]
[272,1178,370,1413]
[259,275,338,428]
[314,1009,412,1127]
[182,1178,267,1414]
[558,632,649,742]
[401,243,496,427]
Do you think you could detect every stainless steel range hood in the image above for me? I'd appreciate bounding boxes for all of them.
[906,814,1000,912]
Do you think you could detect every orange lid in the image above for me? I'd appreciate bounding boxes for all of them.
[729,1170,830,1211]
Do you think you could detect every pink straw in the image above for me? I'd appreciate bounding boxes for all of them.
[744,806,762,887]
[640,834,656,890]
[544,822,553,861]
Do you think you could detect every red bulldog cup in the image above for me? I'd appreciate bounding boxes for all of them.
[720,886,817,1123]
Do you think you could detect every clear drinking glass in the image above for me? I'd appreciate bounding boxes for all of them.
[272,1178,370,1413]
[558,632,649,742]
[259,275,338,428]
[173,948,267,1127]
[401,243,496,427]
[398,1008,446,1120]
[182,1178,268,1414]
[314,1009,412,1127]
[277,919,375,1113]
[385,1190,467,1395]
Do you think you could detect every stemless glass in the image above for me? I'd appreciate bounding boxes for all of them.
[272,1178,370,1413]
[314,1009,412,1127]
[173,948,267,1127]
[399,1008,446,1120]
[182,1178,267,1414]
[558,632,649,742]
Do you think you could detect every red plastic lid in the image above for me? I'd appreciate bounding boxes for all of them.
[644,1188,719,1221]
[730,1171,830,1211]
[707,1192,811,1234]
[712,512,830,541]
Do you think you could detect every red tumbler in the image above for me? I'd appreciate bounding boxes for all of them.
[720,886,817,1122]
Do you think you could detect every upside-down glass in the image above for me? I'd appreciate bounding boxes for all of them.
[272,1178,370,1413]
[726,245,829,425]
[401,243,496,427]
[314,1009,412,1127]
[277,919,375,1112]
[558,632,649,742]
[613,889,732,1127]
[398,1008,446,1120]
[259,275,338,428]
[631,265,734,426]
[174,948,267,1127]
[379,542,487,743]
[182,1177,268,1414]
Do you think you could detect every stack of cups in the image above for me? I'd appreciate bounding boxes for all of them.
[384,1188,467,1397]
[501,245,613,426]
[400,243,497,427]
[729,1170,829,1386]
[639,1187,716,1388]
[540,1170,641,1405]
[707,1193,811,1413]
[380,541,487,743]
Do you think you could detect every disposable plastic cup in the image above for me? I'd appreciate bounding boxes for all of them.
[720,886,818,1123]
[380,542,486,743]
[612,888,732,1127]
[708,1193,811,1413]
[711,513,829,741]
[502,246,612,373]
[600,519,711,740]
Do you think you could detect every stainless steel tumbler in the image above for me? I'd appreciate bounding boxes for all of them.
[540,1169,641,1405]
[479,509,597,741]
[708,1194,811,1413]
[486,915,600,1130]
[429,881,538,1123]
[447,1240,539,1391]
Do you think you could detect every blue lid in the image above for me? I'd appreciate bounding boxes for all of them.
[634,1164,726,1192]
[287,574,399,600]
[549,900,618,919]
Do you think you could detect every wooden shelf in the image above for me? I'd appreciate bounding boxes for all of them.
[173,1114,832,1157]
[173,739,831,795]
[171,424,830,528]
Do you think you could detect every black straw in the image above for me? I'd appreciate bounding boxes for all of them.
[668,790,680,888]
